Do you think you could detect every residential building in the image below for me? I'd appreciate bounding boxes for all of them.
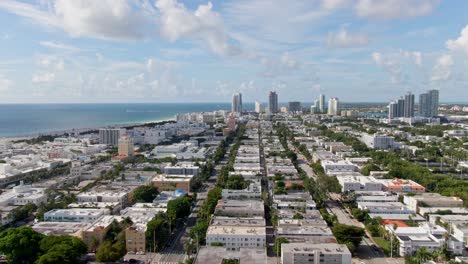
[288,101,302,112]
[255,101,263,113]
[232,93,243,113]
[99,128,126,146]
[195,247,267,264]
[404,92,415,117]
[281,243,352,264]
[214,200,264,217]
[403,193,464,211]
[82,215,123,250]
[44,208,109,222]
[151,174,193,193]
[118,135,134,157]
[319,94,325,113]
[419,89,439,117]
[269,91,278,114]
[328,97,340,116]
[360,133,397,150]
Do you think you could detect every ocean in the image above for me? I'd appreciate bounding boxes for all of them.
[0,102,391,138]
[0,103,240,138]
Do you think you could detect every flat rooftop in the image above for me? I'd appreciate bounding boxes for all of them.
[195,247,267,264]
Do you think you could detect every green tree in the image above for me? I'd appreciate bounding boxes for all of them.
[333,224,365,252]
[0,227,44,263]
[36,236,87,264]
[146,213,170,252]
[167,196,192,226]
[361,163,381,176]
[132,185,160,203]
[225,175,249,190]
[273,238,289,256]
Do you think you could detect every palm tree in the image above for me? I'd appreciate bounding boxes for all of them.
[414,247,431,263]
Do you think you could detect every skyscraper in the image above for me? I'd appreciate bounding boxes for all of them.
[319,94,325,113]
[254,101,263,113]
[288,101,302,112]
[231,93,242,113]
[328,97,340,116]
[404,92,415,117]
[419,89,439,117]
[311,99,320,114]
[397,97,405,117]
[388,102,398,119]
[269,91,278,114]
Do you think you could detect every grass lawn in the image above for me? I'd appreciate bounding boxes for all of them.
[373,237,391,256]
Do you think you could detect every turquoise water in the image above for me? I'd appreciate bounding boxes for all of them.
[0,103,245,137]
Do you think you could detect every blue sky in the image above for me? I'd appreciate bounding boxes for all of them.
[0,0,467,103]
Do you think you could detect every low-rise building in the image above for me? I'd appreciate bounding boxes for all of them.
[151,174,193,193]
[214,200,264,217]
[281,243,352,264]
[321,160,359,174]
[403,193,464,211]
[206,225,266,250]
[44,208,109,222]
[82,215,123,250]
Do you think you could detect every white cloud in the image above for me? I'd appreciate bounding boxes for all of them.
[321,0,350,10]
[39,41,80,52]
[355,0,440,20]
[0,0,149,41]
[401,50,422,66]
[280,53,299,69]
[156,0,239,56]
[431,54,453,81]
[446,25,468,54]
[327,28,369,48]
[0,75,13,92]
[32,72,55,83]
[372,52,402,83]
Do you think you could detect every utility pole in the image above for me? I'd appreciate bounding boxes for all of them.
[390,235,393,258]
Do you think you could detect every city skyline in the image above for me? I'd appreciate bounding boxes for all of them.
[0,1,468,103]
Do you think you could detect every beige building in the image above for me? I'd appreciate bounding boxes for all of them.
[81,215,123,251]
[403,193,464,211]
[151,174,193,193]
[126,224,147,253]
[118,135,134,157]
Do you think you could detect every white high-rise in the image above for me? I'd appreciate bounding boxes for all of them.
[231,93,242,113]
[319,94,325,113]
[99,128,126,146]
[328,97,340,116]
[254,101,263,113]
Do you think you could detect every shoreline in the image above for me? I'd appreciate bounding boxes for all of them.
[0,116,176,141]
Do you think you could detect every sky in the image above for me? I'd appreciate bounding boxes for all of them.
[0,0,467,104]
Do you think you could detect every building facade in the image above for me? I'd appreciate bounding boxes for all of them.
[269,91,279,114]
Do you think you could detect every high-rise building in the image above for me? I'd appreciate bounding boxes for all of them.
[268,91,278,114]
[254,101,263,113]
[397,98,405,117]
[227,112,236,131]
[388,102,398,119]
[419,89,439,117]
[288,101,302,112]
[404,92,415,117]
[231,93,242,113]
[311,99,320,114]
[328,97,340,116]
[319,94,325,113]
[99,128,126,146]
[118,135,134,157]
